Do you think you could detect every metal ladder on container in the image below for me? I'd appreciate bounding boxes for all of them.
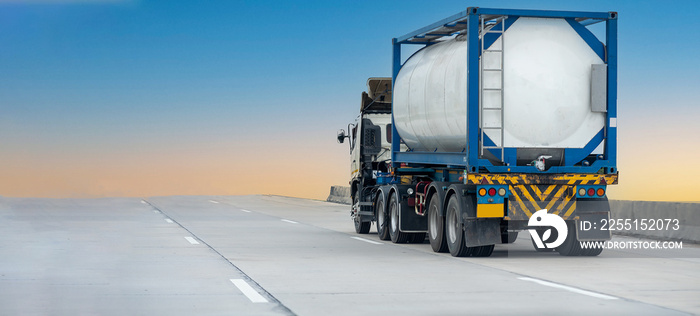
[479,16,506,161]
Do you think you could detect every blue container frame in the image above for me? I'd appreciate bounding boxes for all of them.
[390,7,618,175]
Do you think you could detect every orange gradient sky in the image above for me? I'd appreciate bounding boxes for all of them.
[1,1,699,202]
[2,104,699,202]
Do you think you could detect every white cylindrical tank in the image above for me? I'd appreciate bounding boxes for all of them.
[393,17,605,153]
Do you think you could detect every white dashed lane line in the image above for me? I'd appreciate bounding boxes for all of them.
[351,236,383,245]
[281,219,298,224]
[184,236,200,245]
[209,200,219,204]
[230,279,269,303]
[165,218,174,224]
[240,209,251,213]
[518,277,618,300]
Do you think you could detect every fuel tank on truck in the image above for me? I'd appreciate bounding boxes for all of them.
[393,17,606,158]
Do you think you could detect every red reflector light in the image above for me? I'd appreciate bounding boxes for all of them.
[597,188,605,196]
[488,188,496,196]
[587,188,595,196]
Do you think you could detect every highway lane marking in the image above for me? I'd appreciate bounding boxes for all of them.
[351,237,383,245]
[141,200,147,204]
[184,237,200,245]
[281,219,298,224]
[153,210,161,214]
[241,209,251,213]
[230,279,269,303]
[209,200,219,204]
[517,277,618,300]
[164,219,174,224]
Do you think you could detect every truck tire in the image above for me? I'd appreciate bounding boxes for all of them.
[353,194,370,234]
[408,233,426,244]
[471,244,494,257]
[376,191,390,240]
[556,221,583,256]
[428,194,448,252]
[445,194,474,257]
[580,243,604,256]
[389,192,409,243]
[531,235,555,252]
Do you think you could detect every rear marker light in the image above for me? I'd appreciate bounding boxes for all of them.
[587,188,595,196]
[578,188,586,196]
[597,188,605,196]
[498,188,506,196]
[488,188,496,196]
[479,188,487,196]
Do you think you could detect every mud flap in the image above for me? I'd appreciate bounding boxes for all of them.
[392,184,428,232]
[464,218,501,247]
[577,212,612,241]
[576,197,612,241]
[399,197,428,232]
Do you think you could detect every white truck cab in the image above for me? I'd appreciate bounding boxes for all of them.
[337,77,393,233]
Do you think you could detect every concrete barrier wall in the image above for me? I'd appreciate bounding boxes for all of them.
[609,200,700,243]
[327,186,352,205]
[326,186,699,243]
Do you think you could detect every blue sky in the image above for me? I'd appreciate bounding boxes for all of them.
[1,0,699,200]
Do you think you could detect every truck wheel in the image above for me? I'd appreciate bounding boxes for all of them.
[389,192,409,243]
[531,235,555,252]
[471,245,494,257]
[580,243,604,256]
[445,194,473,257]
[408,233,426,244]
[556,221,583,256]
[376,191,390,240]
[428,194,448,252]
[353,194,370,234]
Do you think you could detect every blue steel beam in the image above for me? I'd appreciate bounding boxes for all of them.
[391,38,402,170]
[566,18,605,61]
[395,152,467,166]
[395,10,469,44]
[396,8,612,45]
[474,7,611,19]
[580,19,606,26]
[466,10,480,172]
[605,15,618,172]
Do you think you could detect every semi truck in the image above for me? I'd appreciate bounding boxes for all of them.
[337,7,619,257]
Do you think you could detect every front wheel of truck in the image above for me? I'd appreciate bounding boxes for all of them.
[353,194,370,234]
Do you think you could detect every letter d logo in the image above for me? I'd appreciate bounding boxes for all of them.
[527,209,568,249]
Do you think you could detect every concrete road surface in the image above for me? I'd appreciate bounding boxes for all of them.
[1,195,698,315]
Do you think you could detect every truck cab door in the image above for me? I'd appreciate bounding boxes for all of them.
[350,118,361,180]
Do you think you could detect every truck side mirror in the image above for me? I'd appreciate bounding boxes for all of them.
[337,129,347,143]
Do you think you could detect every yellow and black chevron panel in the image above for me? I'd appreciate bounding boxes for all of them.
[466,173,618,186]
[507,184,576,220]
